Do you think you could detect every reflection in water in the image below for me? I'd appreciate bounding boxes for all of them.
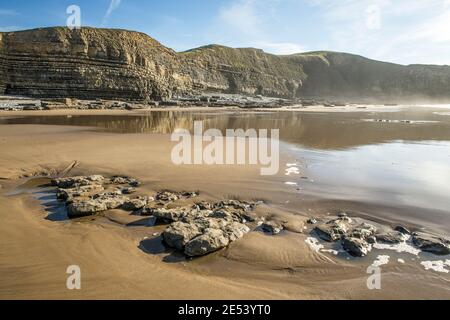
[1,108,450,149]
[291,141,450,212]
[1,107,450,225]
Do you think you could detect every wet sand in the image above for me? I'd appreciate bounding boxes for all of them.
[0,120,449,299]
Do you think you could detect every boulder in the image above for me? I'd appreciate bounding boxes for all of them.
[184,228,230,257]
[109,176,140,186]
[151,207,191,223]
[412,232,450,255]
[224,222,250,241]
[52,175,105,188]
[342,237,372,257]
[314,218,351,242]
[92,192,129,210]
[394,226,411,235]
[155,191,198,203]
[350,223,377,240]
[118,186,137,195]
[163,222,202,250]
[68,199,108,218]
[56,184,104,201]
[122,198,148,211]
[375,231,406,244]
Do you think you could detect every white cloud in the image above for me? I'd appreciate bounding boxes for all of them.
[102,0,122,26]
[306,0,450,64]
[216,0,306,55]
[254,42,306,55]
[218,0,260,35]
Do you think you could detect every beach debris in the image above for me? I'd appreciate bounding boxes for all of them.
[307,218,318,225]
[412,232,450,255]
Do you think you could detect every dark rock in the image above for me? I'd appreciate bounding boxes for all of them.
[375,231,406,244]
[261,221,284,235]
[342,237,372,257]
[122,198,148,211]
[412,232,450,255]
[350,223,377,240]
[394,226,411,235]
[314,218,351,242]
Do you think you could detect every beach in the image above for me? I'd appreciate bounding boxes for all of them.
[0,106,449,299]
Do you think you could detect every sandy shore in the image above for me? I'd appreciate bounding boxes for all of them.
[0,103,416,118]
[0,122,449,299]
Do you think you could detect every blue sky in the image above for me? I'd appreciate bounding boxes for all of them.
[1,0,450,65]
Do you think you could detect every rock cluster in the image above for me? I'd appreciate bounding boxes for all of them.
[52,175,261,257]
[52,175,143,218]
[153,199,259,257]
[313,214,450,257]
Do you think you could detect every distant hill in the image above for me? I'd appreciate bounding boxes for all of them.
[1,27,450,103]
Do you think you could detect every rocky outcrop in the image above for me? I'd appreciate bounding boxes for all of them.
[0,27,192,100]
[180,45,304,98]
[412,232,450,255]
[2,27,450,103]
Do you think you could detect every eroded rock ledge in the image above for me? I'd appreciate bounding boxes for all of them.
[51,175,450,259]
[312,213,450,257]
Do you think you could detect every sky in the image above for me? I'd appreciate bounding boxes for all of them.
[1,0,450,65]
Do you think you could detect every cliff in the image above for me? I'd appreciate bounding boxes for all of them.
[1,27,450,103]
[0,27,191,100]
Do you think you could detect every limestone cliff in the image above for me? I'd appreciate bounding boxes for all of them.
[1,27,450,102]
[0,27,191,100]
[180,45,305,98]
[0,33,6,94]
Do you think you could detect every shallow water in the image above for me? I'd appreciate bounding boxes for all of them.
[2,106,450,229]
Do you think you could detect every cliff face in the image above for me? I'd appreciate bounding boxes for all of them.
[0,27,191,100]
[0,33,5,94]
[1,27,450,102]
[291,52,450,102]
[180,45,305,98]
